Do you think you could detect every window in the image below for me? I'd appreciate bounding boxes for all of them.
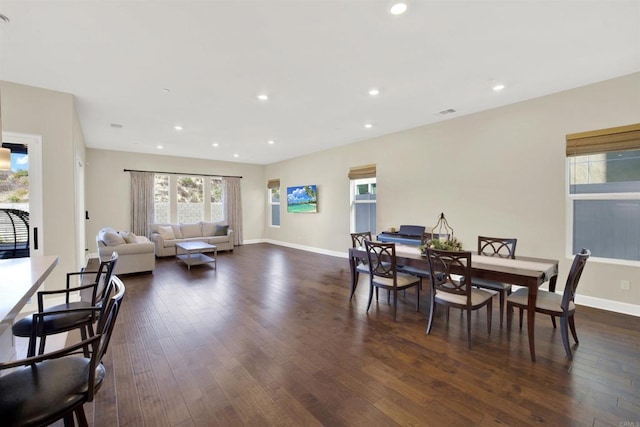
[349,164,376,234]
[567,125,640,262]
[153,174,224,223]
[351,178,376,234]
[267,179,280,227]
[210,178,223,222]
[154,174,169,223]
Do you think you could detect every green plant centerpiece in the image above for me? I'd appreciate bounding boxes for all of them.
[419,237,463,254]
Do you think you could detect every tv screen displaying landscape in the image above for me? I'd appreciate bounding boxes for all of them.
[287,185,317,213]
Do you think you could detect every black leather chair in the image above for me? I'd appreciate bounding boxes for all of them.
[13,252,118,357]
[0,275,125,427]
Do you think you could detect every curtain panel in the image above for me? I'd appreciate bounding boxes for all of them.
[224,177,243,246]
[130,171,155,237]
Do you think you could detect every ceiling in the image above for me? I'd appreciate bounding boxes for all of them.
[1,1,639,165]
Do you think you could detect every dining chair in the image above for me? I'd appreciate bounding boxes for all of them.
[12,252,118,357]
[472,236,517,327]
[350,231,372,300]
[425,248,494,349]
[0,275,125,427]
[399,231,433,287]
[507,248,590,360]
[365,240,421,321]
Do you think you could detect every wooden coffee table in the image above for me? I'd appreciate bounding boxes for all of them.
[175,241,217,270]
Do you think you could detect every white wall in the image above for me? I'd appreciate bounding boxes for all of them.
[0,80,83,289]
[265,73,640,313]
[84,149,265,253]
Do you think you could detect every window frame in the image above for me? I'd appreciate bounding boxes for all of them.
[566,158,640,267]
[269,186,280,228]
[154,173,225,224]
[350,177,376,234]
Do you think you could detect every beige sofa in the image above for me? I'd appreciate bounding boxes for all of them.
[149,221,234,257]
[96,227,155,274]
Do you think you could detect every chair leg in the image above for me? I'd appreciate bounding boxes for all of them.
[415,285,420,312]
[426,295,436,334]
[506,304,513,339]
[75,406,89,427]
[63,413,75,427]
[366,284,374,312]
[550,315,557,328]
[466,308,472,349]
[560,315,573,359]
[518,308,524,330]
[350,272,359,300]
[392,288,398,321]
[487,300,492,334]
[568,315,579,344]
[498,290,505,327]
[446,307,450,322]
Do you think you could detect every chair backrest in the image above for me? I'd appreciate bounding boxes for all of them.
[364,240,399,282]
[561,248,590,311]
[426,248,473,303]
[477,236,517,259]
[351,231,371,248]
[87,275,126,401]
[94,252,119,305]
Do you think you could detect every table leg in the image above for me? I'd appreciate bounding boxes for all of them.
[187,250,191,271]
[527,284,537,362]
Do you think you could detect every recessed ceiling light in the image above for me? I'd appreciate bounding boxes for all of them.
[110,123,123,129]
[389,3,407,15]
[163,88,170,93]
[233,153,239,158]
[157,145,163,149]
[174,125,183,131]
[369,88,380,96]
[364,123,373,129]
[0,14,10,23]
[268,140,275,145]
[257,94,269,101]
[212,143,219,148]
[492,84,505,91]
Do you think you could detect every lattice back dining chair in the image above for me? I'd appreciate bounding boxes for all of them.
[472,236,517,326]
[349,231,372,299]
[0,275,126,427]
[507,248,590,359]
[400,232,433,288]
[425,248,494,349]
[365,240,421,322]
[13,252,119,357]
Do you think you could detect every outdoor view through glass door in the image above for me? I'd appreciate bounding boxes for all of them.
[0,142,30,259]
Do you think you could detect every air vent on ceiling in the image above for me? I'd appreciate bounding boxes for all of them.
[437,108,456,115]
[110,123,123,129]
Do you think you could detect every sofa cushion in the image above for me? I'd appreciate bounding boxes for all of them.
[201,221,216,237]
[119,231,138,244]
[171,224,183,239]
[158,226,176,240]
[180,222,202,238]
[214,224,229,236]
[101,231,126,246]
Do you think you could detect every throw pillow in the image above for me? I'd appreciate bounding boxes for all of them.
[158,225,176,240]
[102,231,126,246]
[214,224,229,236]
[201,221,216,237]
[120,231,137,244]
[180,222,202,238]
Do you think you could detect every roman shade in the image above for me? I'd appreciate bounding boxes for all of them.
[267,179,280,189]
[565,123,640,157]
[348,164,376,180]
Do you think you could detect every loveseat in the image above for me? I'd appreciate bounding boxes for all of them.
[149,221,234,257]
[96,227,155,274]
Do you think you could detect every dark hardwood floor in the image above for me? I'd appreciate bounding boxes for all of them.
[78,243,639,426]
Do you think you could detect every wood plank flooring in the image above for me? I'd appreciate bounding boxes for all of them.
[77,243,639,426]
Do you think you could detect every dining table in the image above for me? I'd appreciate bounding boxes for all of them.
[0,255,59,361]
[349,244,558,362]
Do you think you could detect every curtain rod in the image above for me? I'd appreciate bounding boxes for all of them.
[123,168,242,179]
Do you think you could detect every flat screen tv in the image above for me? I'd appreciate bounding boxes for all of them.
[287,185,317,213]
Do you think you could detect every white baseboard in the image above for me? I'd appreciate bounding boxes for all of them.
[575,294,640,317]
